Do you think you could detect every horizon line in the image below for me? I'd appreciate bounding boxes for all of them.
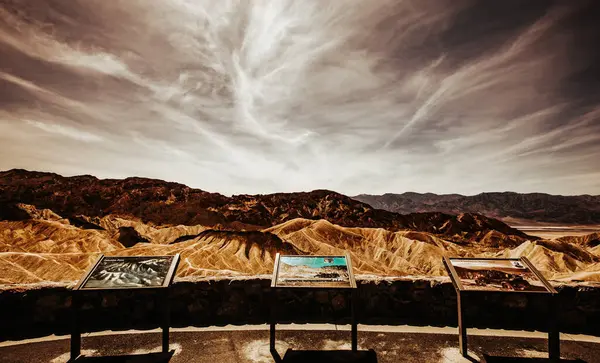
[1,168,599,198]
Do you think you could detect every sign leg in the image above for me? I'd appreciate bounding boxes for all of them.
[548,295,560,362]
[351,289,357,352]
[162,290,170,353]
[70,293,81,361]
[270,289,277,352]
[457,292,467,357]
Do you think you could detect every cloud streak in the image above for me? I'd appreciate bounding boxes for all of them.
[0,0,598,195]
[25,120,103,142]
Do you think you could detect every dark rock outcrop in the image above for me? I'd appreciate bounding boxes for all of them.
[67,215,105,230]
[0,202,31,221]
[117,226,150,247]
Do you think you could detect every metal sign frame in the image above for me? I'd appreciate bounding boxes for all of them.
[443,256,559,361]
[74,254,180,291]
[443,256,556,294]
[270,252,359,358]
[271,252,357,289]
[70,254,180,361]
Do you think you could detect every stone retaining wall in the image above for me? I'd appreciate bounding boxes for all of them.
[1,278,599,341]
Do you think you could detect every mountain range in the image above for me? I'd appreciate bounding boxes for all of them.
[0,169,530,243]
[353,192,600,225]
[1,169,599,286]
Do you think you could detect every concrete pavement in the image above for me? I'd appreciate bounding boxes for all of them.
[0,325,597,363]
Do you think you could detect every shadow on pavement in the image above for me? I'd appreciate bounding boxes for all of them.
[271,348,377,363]
[483,355,586,363]
[72,351,174,363]
[463,354,481,362]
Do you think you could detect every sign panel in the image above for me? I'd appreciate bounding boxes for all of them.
[445,257,553,293]
[273,254,356,288]
[77,255,179,290]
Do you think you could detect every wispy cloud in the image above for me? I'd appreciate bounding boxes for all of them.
[25,120,103,142]
[0,0,598,195]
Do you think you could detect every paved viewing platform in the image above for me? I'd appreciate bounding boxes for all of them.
[0,325,596,363]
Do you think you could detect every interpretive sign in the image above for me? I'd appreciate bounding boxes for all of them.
[270,253,358,355]
[75,255,179,290]
[70,254,180,361]
[444,257,554,293]
[272,254,356,288]
[442,256,558,360]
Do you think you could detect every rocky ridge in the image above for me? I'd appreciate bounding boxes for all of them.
[0,169,531,243]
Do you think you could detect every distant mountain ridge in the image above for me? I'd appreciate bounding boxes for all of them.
[353,192,600,225]
[0,169,531,242]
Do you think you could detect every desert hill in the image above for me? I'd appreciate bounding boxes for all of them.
[0,169,230,227]
[0,170,531,242]
[557,232,600,247]
[353,192,600,225]
[1,204,600,285]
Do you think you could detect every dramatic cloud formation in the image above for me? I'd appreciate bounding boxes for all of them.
[0,0,599,195]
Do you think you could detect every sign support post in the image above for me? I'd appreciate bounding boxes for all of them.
[548,294,560,362]
[70,291,81,361]
[351,288,358,351]
[457,291,467,357]
[162,289,171,354]
[270,253,358,355]
[443,256,558,360]
[70,254,180,361]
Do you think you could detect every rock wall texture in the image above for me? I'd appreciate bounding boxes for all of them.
[1,278,599,342]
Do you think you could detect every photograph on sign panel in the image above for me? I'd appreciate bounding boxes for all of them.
[277,256,351,288]
[82,256,174,289]
[450,259,548,292]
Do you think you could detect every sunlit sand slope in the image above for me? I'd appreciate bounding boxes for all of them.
[2,207,600,286]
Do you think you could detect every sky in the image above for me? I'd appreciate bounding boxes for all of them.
[1,0,599,196]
